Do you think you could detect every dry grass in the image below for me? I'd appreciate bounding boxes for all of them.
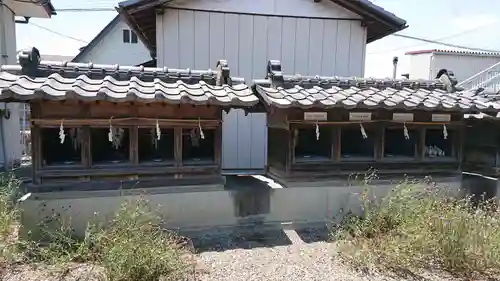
[0,174,195,281]
[335,180,500,279]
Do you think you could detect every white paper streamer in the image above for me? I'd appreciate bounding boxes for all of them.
[443,124,448,140]
[360,123,367,139]
[108,117,114,143]
[403,122,410,140]
[315,122,320,140]
[199,118,205,139]
[59,119,66,144]
[156,119,161,140]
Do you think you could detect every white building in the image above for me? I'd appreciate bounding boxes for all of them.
[113,0,407,173]
[0,0,56,168]
[405,49,500,86]
[72,15,151,66]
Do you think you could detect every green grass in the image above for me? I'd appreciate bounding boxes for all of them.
[334,181,500,278]
[0,175,195,281]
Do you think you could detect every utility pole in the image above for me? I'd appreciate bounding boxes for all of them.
[0,0,9,66]
[0,0,9,169]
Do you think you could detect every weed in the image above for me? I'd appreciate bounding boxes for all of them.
[335,180,500,278]
[0,176,195,281]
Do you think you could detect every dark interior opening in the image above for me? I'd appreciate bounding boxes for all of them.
[138,128,174,164]
[294,126,332,162]
[41,128,81,166]
[182,128,215,165]
[425,128,454,158]
[91,128,130,164]
[341,126,375,160]
[384,128,417,159]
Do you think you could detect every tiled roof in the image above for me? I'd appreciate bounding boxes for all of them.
[254,60,500,112]
[0,49,258,107]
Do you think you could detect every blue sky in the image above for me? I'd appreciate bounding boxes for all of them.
[15,0,500,78]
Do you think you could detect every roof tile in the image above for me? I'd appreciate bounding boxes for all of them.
[0,53,259,107]
[255,60,500,113]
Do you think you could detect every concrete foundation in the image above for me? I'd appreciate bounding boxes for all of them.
[19,176,466,238]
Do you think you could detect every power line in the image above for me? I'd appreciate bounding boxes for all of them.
[368,21,499,54]
[28,22,88,44]
[54,8,116,12]
[392,33,500,53]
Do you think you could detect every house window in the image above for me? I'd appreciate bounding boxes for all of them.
[122,29,138,44]
[41,128,82,166]
[131,32,138,43]
[91,128,130,165]
[293,127,332,162]
[424,128,455,159]
[340,126,375,160]
[122,29,130,43]
[182,128,215,165]
[384,128,417,159]
[138,128,175,164]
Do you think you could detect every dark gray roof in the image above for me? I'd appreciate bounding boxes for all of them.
[0,50,258,107]
[43,0,57,16]
[330,0,407,42]
[117,0,408,56]
[72,15,122,62]
[254,60,500,112]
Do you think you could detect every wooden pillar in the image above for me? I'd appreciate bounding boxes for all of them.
[129,126,138,165]
[457,124,465,166]
[214,125,222,169]
[376,124,384,160]
[286,127,294,174]
[81,126,91,168]
[30,102,41,184]
[174,127,182,167]
[332,126,340,162]
[31,125,41,184]
[418,127,426,160]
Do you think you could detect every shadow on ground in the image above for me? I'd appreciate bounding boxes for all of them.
[187,175,332,252]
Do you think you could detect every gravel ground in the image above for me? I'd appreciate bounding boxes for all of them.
[198,241,368,281]
[194,228,463,281]
[197,240,469,281]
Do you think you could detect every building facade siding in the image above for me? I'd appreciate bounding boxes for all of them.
[156,4,367,171]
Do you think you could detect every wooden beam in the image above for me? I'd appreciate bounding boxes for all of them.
[31,118,221,127]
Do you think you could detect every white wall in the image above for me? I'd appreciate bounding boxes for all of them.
[408,54,432,80]
[75,19,151,66]
[432,54,500,83]
[407,52,500,83]
[0,6,22,167]
[157,5,367,171]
